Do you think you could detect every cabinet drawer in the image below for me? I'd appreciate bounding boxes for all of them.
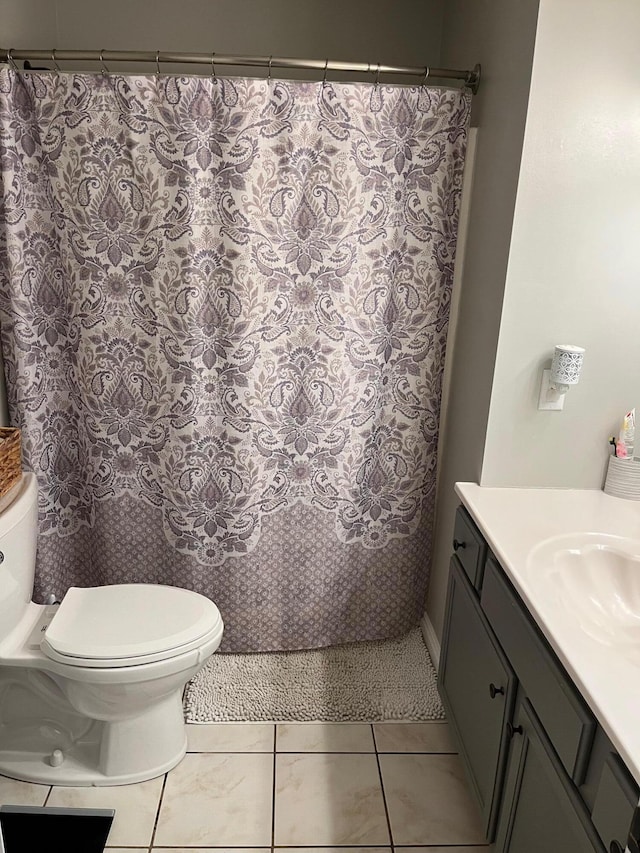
[453,506,487,590]
[591,752,638,852]
[481,556,595,784]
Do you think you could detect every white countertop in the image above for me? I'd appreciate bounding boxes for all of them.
[455,482,640,785]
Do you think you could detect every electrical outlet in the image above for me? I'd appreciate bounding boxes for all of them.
[538,368,565,411]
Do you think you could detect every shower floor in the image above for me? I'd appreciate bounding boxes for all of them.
[184,627,444,722]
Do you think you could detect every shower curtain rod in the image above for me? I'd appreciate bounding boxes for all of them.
[0,48,481,93]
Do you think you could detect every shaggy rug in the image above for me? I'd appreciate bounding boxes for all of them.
[184,627,445,722]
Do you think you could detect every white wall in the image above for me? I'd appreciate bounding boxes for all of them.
[426,0,540,640]
[481,0,640,488]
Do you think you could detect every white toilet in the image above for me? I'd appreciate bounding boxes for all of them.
[0,473,224,786]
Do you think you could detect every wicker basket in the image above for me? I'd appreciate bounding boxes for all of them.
[0,428,21,500]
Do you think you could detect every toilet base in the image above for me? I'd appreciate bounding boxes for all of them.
[0,737,186,786]
[0,673,188,786]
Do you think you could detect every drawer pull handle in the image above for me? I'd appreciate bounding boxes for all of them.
[489,683,505,699]
[453,539,466,552]
[610,842,624,853]
[506,722,523,738]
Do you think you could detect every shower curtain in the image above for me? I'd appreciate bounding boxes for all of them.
[0,67,470,652]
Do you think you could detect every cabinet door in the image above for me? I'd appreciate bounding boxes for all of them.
[495,698,606,853]
[439,556,515,840]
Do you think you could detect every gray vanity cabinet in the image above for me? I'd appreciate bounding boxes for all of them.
[494,696,605,853]
[439,555,515,839]
[440,505,640,853]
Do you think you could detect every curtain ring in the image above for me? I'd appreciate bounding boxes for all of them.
[51,49,61,74]
[322,58,328,88]
[374,62,381,89]
[6,49,19,72]
[155,50,161,80]
[99,49,108,76]
[422,66,430,88]
[211,51,217,82]
[267,55,273,85]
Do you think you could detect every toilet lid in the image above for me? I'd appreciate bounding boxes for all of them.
[43,584,222,663]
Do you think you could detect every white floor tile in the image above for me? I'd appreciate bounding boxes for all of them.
[152,849,269,852]
[282,848,391,852]
[154,752,273,846]
[275,753,389,846]
[373,721,456,753]
[276,722,374,752]
[46,775,163,847]
[187,722,274,752]
[395,847,489,851]
[0,775,50,807]
[380,753,485,845]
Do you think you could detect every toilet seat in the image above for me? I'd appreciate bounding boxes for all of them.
[41,584,223,668]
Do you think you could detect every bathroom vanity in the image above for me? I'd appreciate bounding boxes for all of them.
[439,484,640,853]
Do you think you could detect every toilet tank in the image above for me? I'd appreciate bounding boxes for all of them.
[0,473,38,642]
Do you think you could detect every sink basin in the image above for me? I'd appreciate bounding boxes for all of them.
[527,533,640,658]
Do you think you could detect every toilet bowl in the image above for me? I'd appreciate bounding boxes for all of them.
[0,473,224,786]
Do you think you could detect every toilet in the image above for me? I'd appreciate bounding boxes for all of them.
[0,473,224,786]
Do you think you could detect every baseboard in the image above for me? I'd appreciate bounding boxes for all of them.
[420,612,441,672]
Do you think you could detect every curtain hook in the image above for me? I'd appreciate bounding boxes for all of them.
[6,49,19,72]
[374,62,381,89]
[267,55,272,85]
[322,58,328,88]
[155,50,161,81]
[211,51,217,82]
[51,49,60,75]
[422,66,430,88]
[99,49,108,76]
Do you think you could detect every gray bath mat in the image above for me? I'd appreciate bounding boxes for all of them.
[184,627,445,722]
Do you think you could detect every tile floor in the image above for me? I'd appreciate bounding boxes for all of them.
[0,722,489,851]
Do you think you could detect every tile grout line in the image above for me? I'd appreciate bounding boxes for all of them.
[147,771,168,853]
[43,785,52,807]
[186,749,456,754]
[271,723,277,853]
[372,723,395,851]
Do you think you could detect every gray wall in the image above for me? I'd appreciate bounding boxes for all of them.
[426,0,540,640]
[5,0,445,82]
[0,0,57,46]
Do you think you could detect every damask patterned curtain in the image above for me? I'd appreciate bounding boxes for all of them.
[0,68,469,652]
